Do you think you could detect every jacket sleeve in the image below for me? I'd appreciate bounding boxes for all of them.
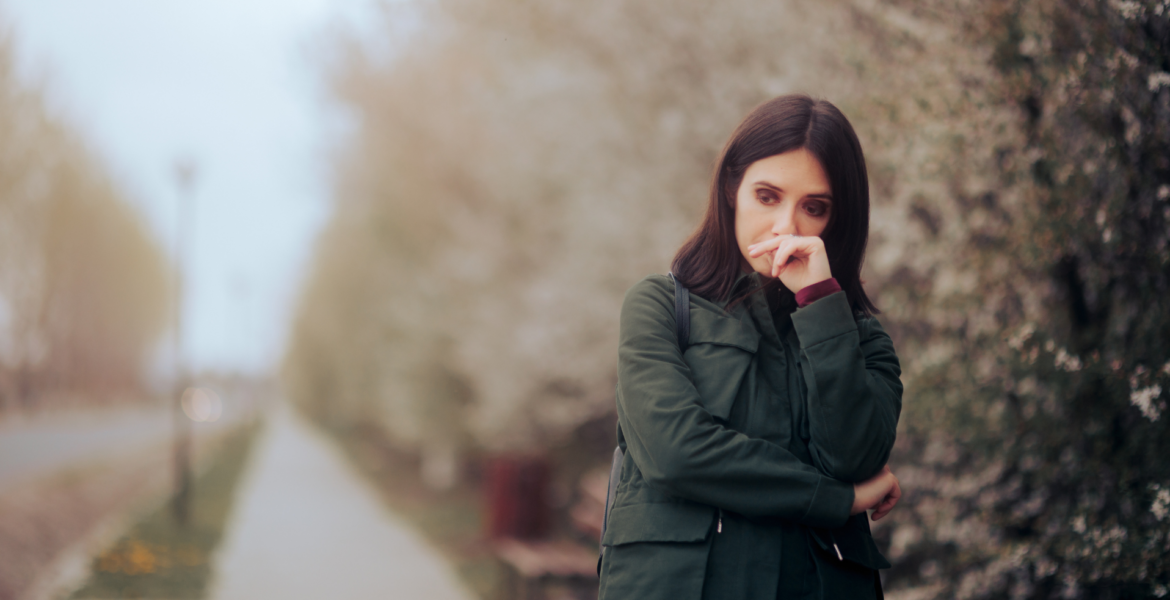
[791,291,902,483]
[617,276,854,528]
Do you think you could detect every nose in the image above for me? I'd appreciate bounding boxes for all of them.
[770,204,797,237]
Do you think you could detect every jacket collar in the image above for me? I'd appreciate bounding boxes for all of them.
[729,270,761,301]
[729,271,798,338]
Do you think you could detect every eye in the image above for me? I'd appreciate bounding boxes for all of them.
[755,189,779,204]
[803,200,830,217]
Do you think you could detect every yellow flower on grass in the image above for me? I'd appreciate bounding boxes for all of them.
[96,539,173,575]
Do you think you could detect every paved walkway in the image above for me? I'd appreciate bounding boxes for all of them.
[210,404,474,600]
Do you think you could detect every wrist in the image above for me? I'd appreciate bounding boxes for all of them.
[850,483,868,515]
[796,277,841,307]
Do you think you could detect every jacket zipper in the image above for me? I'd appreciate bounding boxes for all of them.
[717,509,723,533]
[786,310,841,563]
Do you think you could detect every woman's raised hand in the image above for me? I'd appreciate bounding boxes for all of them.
[850,465,901,521]
[747,235,832,292]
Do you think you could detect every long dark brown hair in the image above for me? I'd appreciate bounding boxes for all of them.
[671,94,878,315]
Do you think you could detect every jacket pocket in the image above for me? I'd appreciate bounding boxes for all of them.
[601,501,715,546]
[809,513,892,570]
[598,502,714,600]
[683,307,759,421]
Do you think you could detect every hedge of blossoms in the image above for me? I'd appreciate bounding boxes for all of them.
[284,0,1169,596]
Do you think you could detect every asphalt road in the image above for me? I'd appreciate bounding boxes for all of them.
[0,400,244,496]
[0,406,174,495]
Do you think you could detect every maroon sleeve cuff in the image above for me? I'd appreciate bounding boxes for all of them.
[795,278,841,307]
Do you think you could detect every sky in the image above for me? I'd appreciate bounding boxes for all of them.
[0,0,381,376]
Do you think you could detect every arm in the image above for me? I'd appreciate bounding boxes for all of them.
[617,276,853,527]
[791,291,902,483]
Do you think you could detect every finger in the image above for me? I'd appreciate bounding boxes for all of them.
[750,234,805,259]
[873,490,896,513]
[776,235,820,263]
[872,478,903,521]
[871,492,897,520]
[747,236,785,258]
[771,238,802,277]
[879,474,898,507]
[880,488,900,511]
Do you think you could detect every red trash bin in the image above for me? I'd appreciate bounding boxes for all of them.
[484,454,551,540]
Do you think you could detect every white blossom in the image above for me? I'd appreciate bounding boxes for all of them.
[1007,324,1035,351]
[1130,384,1163,421]
[1149,72,1170,92]
[1111,0,1142,20]
[1055,348,1082,372]
[1151,486,1170,521]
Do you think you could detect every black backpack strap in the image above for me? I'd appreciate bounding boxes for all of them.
[670,272,691,352]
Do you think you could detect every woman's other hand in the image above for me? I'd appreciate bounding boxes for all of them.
[850,465,901,521]
[747,234,832,292]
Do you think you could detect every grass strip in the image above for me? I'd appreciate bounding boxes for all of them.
[69,421,261,599]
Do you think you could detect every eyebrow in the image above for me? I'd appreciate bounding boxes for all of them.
[754,181,833,202]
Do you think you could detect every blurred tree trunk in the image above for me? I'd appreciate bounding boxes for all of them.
[0,31,170,408]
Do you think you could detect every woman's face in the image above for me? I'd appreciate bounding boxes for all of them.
[734,148,833,276]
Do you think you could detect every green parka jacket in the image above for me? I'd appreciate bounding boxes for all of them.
[598,273,902,600]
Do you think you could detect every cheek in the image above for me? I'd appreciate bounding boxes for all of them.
[733,215,762,266]
[734,199,766,239]
[798,211,830,237]
[734,218,751,255]
[733,201,751,245]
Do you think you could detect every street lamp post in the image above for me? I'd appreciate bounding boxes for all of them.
[172,158,197,525]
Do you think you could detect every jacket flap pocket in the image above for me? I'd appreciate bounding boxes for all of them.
[602,502,715,546]
[810,514,892,570]
[687,307,759,352]
[685,344,751,421]
[683,310,756,421]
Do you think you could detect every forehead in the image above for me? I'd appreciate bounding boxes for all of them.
[741,149,830,192]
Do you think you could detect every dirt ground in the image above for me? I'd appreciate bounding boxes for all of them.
[0,448,171,600]
[0,405,249,600]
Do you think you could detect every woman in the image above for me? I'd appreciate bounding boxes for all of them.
[598,95,903,600]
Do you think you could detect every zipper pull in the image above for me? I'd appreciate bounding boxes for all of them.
[717,509,723,533]
[833,543,843,561]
